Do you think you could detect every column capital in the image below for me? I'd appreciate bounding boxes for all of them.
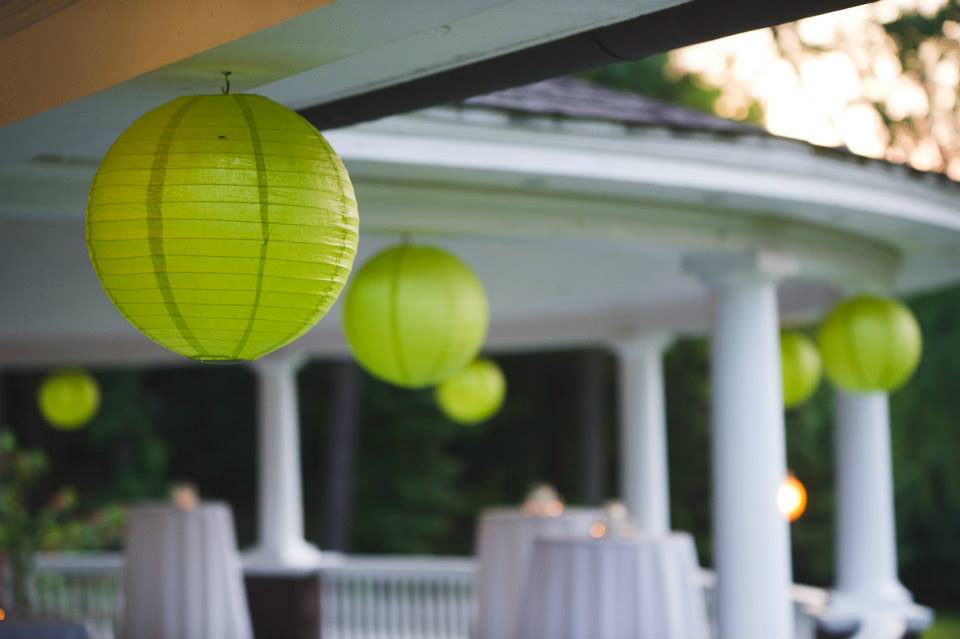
[249,350,308,375]
[611,332,674,357]
[684,250,799,289]
[835,280,894,298]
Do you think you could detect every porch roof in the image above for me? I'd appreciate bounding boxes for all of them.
[463,77,760,135]
[2,79,959,366]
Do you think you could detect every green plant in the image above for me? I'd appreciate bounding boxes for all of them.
[0,430,125,611]
[927,612,960,639]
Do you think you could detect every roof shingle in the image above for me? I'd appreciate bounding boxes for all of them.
[462,77,763,135]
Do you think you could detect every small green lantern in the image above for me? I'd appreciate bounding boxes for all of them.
[436,359,506,425]
[780,331,822,408]
[817,295,921,393]
[38,369,101,430]
[343,244,489,388]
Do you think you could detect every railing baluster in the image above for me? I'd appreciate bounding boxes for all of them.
[396,576,406,639]
[344,575,354,639]
[27,551,827,639]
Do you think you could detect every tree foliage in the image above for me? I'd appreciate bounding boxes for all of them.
[770,2,960,173]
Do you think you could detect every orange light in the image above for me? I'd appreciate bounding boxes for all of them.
[0,607,7,621]
[778,474,808,523]
[169,483,199,512]
[522,485,564,517]
[588,522,608,539]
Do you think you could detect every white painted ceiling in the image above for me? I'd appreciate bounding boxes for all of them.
[0,0,684,167]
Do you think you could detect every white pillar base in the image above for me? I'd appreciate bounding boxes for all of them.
[243,540,325,571]
[823,390,932,637]
[820,593,931,637]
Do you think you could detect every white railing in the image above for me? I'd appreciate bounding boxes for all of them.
[31,553,124,639]
[29,552,827,639]
[319,556,474,639]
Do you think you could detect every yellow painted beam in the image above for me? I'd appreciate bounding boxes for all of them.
[0,0,332,127]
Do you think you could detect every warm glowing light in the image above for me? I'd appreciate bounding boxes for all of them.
[601,500,638,537]
[778,474,808,523]
[523,498,564,517]
[522,484,565,517]
[588,522,608,539]
[0,607,6,621]
[604,501,628,522]
[170,483,199,512]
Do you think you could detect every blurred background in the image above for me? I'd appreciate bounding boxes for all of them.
[3,0,960,635]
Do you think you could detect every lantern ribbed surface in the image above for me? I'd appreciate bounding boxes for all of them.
[780,331,822,408]
[87,94,358,362]
[817,295,922,393]
[343,245,489,388]
[436,359,506,425]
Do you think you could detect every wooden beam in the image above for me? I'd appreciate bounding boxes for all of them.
[300,0,871,130]
[0,0,332,127]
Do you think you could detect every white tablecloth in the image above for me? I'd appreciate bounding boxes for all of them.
[122,502,253,639]
[515,532,709,639]
[474,507,600,639]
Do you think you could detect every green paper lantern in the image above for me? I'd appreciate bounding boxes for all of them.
[780,331,822,408]
[343,244,489,388]
[436,359,506,425]
[39,369,100,430]
[87,93,359,362]
[817,295,922,393]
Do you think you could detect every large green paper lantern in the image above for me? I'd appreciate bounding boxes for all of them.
[87,94,359,362]
[343,244,489,388]
[38,369,100,430]
[780,331,822,408]
[436,359,506,425]
[817,295,922,393]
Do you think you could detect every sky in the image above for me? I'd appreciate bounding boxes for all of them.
[671,0,959,176]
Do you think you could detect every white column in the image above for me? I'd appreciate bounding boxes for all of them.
[244,351,322,569]
[614,334,672,534]
[688,252,795,639]
[822,390,931,635]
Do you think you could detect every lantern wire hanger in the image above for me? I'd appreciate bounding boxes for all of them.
[221,71,232,95]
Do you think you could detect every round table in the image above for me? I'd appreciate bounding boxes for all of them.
[122,502,252,639]
[515,532,710,639]
[474,507,600,639]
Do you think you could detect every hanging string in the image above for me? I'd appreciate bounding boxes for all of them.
[221,71,232,95]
